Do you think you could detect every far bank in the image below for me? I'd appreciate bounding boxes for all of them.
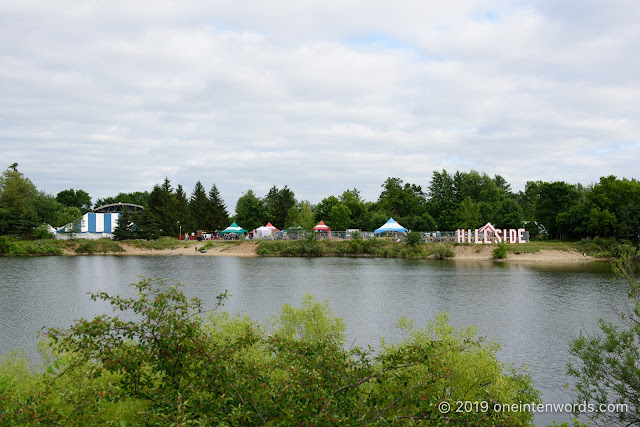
[1,236,627,262]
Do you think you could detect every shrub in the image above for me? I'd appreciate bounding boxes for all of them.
[492,243,508,259]
[74,238,125,254]
[427,244,455,259]
[405,231,422,247]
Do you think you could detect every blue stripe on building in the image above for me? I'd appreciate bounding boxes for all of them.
[88,213,96,233]
[104,214,111,233]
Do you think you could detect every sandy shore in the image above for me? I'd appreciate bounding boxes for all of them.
[72,240,600,262]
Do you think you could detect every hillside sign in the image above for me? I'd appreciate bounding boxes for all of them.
[456,222,528,244]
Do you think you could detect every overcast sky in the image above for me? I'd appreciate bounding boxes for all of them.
[1,0,639,211]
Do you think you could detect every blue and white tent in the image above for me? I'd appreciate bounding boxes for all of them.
[374,218,408,234]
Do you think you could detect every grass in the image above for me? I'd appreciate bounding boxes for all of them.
[127,237,186,250]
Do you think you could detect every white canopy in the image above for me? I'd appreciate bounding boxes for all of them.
[374,218,408,234]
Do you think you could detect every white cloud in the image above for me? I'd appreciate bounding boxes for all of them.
[1,0,639,210]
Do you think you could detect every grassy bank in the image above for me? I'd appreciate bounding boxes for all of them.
[257,239,455,259]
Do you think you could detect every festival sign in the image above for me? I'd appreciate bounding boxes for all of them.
[456,222,528,244]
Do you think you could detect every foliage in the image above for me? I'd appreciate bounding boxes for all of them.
[567,256,640,426]
[427,244,456,259]
[576,237,637,259]
[74,238,125,254]
[235,189,268,231]
[33,224,54,239]
[189,180,209,230]
[405,230,422,247]
[492,242,508,259]
[208,184,230,232]
[1,280,541,426]
[55,188,92,213]
[2,163,640,243]
[264,185,296,230]
[0,237,64,255]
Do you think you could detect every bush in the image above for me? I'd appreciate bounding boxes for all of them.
[492,243,508,259]
[1,279,541,426]
[74,238,125,254]
[405,231,422,247]
[427,244,455,259]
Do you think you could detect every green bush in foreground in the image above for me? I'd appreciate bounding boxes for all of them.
[0,278,539,426]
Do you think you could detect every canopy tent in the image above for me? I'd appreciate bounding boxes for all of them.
[254,222,280,239]
[265,222,280,232]
[313,220,331,232]
[220,221,248,235]
[374,218,408,234]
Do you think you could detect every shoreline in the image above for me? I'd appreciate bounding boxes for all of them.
[56,240,607,263]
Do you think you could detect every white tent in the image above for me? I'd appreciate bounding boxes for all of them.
[254,222,280,239]
[254,226,274,239]
[374,218,408,234]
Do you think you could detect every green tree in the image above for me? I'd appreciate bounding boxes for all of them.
[146,178,178,237]
[426,170,457,230]
[0,163,39,237]
[297,202,316,230]
[535,181,580,239]
[264,186,297,229]
[328,203,351,231]
[208,184,229,232]
[175,184,193,234]
[235,189,267,231]
[189,181,209,230]
[315,195,340,223]
[339,188,367,229]
[455,196,482,229]
[568,256,640,426]
[378,177,426,219]
[56,188,92,213]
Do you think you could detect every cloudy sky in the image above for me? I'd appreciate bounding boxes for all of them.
[1,0,639,210]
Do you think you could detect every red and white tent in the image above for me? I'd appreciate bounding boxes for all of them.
[313,220,331,233]
[265,222,280,232]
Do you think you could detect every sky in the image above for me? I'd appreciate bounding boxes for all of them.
[1,0,639,211]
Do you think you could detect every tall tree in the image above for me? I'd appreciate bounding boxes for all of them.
[146,178,178,236]
[175,185,193,234]
[189,181,209,230]
[208,184,229,232]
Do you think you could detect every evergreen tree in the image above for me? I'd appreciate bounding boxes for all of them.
[175,185,193,235]
[208,184,229,232]
[146,178,178,236]
[189,181,209,231]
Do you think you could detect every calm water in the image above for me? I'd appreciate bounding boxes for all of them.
[0,256,625,425]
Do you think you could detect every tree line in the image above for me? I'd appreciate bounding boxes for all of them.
[1,163,639,241]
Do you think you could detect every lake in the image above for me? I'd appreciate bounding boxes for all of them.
[0,256,625,425]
